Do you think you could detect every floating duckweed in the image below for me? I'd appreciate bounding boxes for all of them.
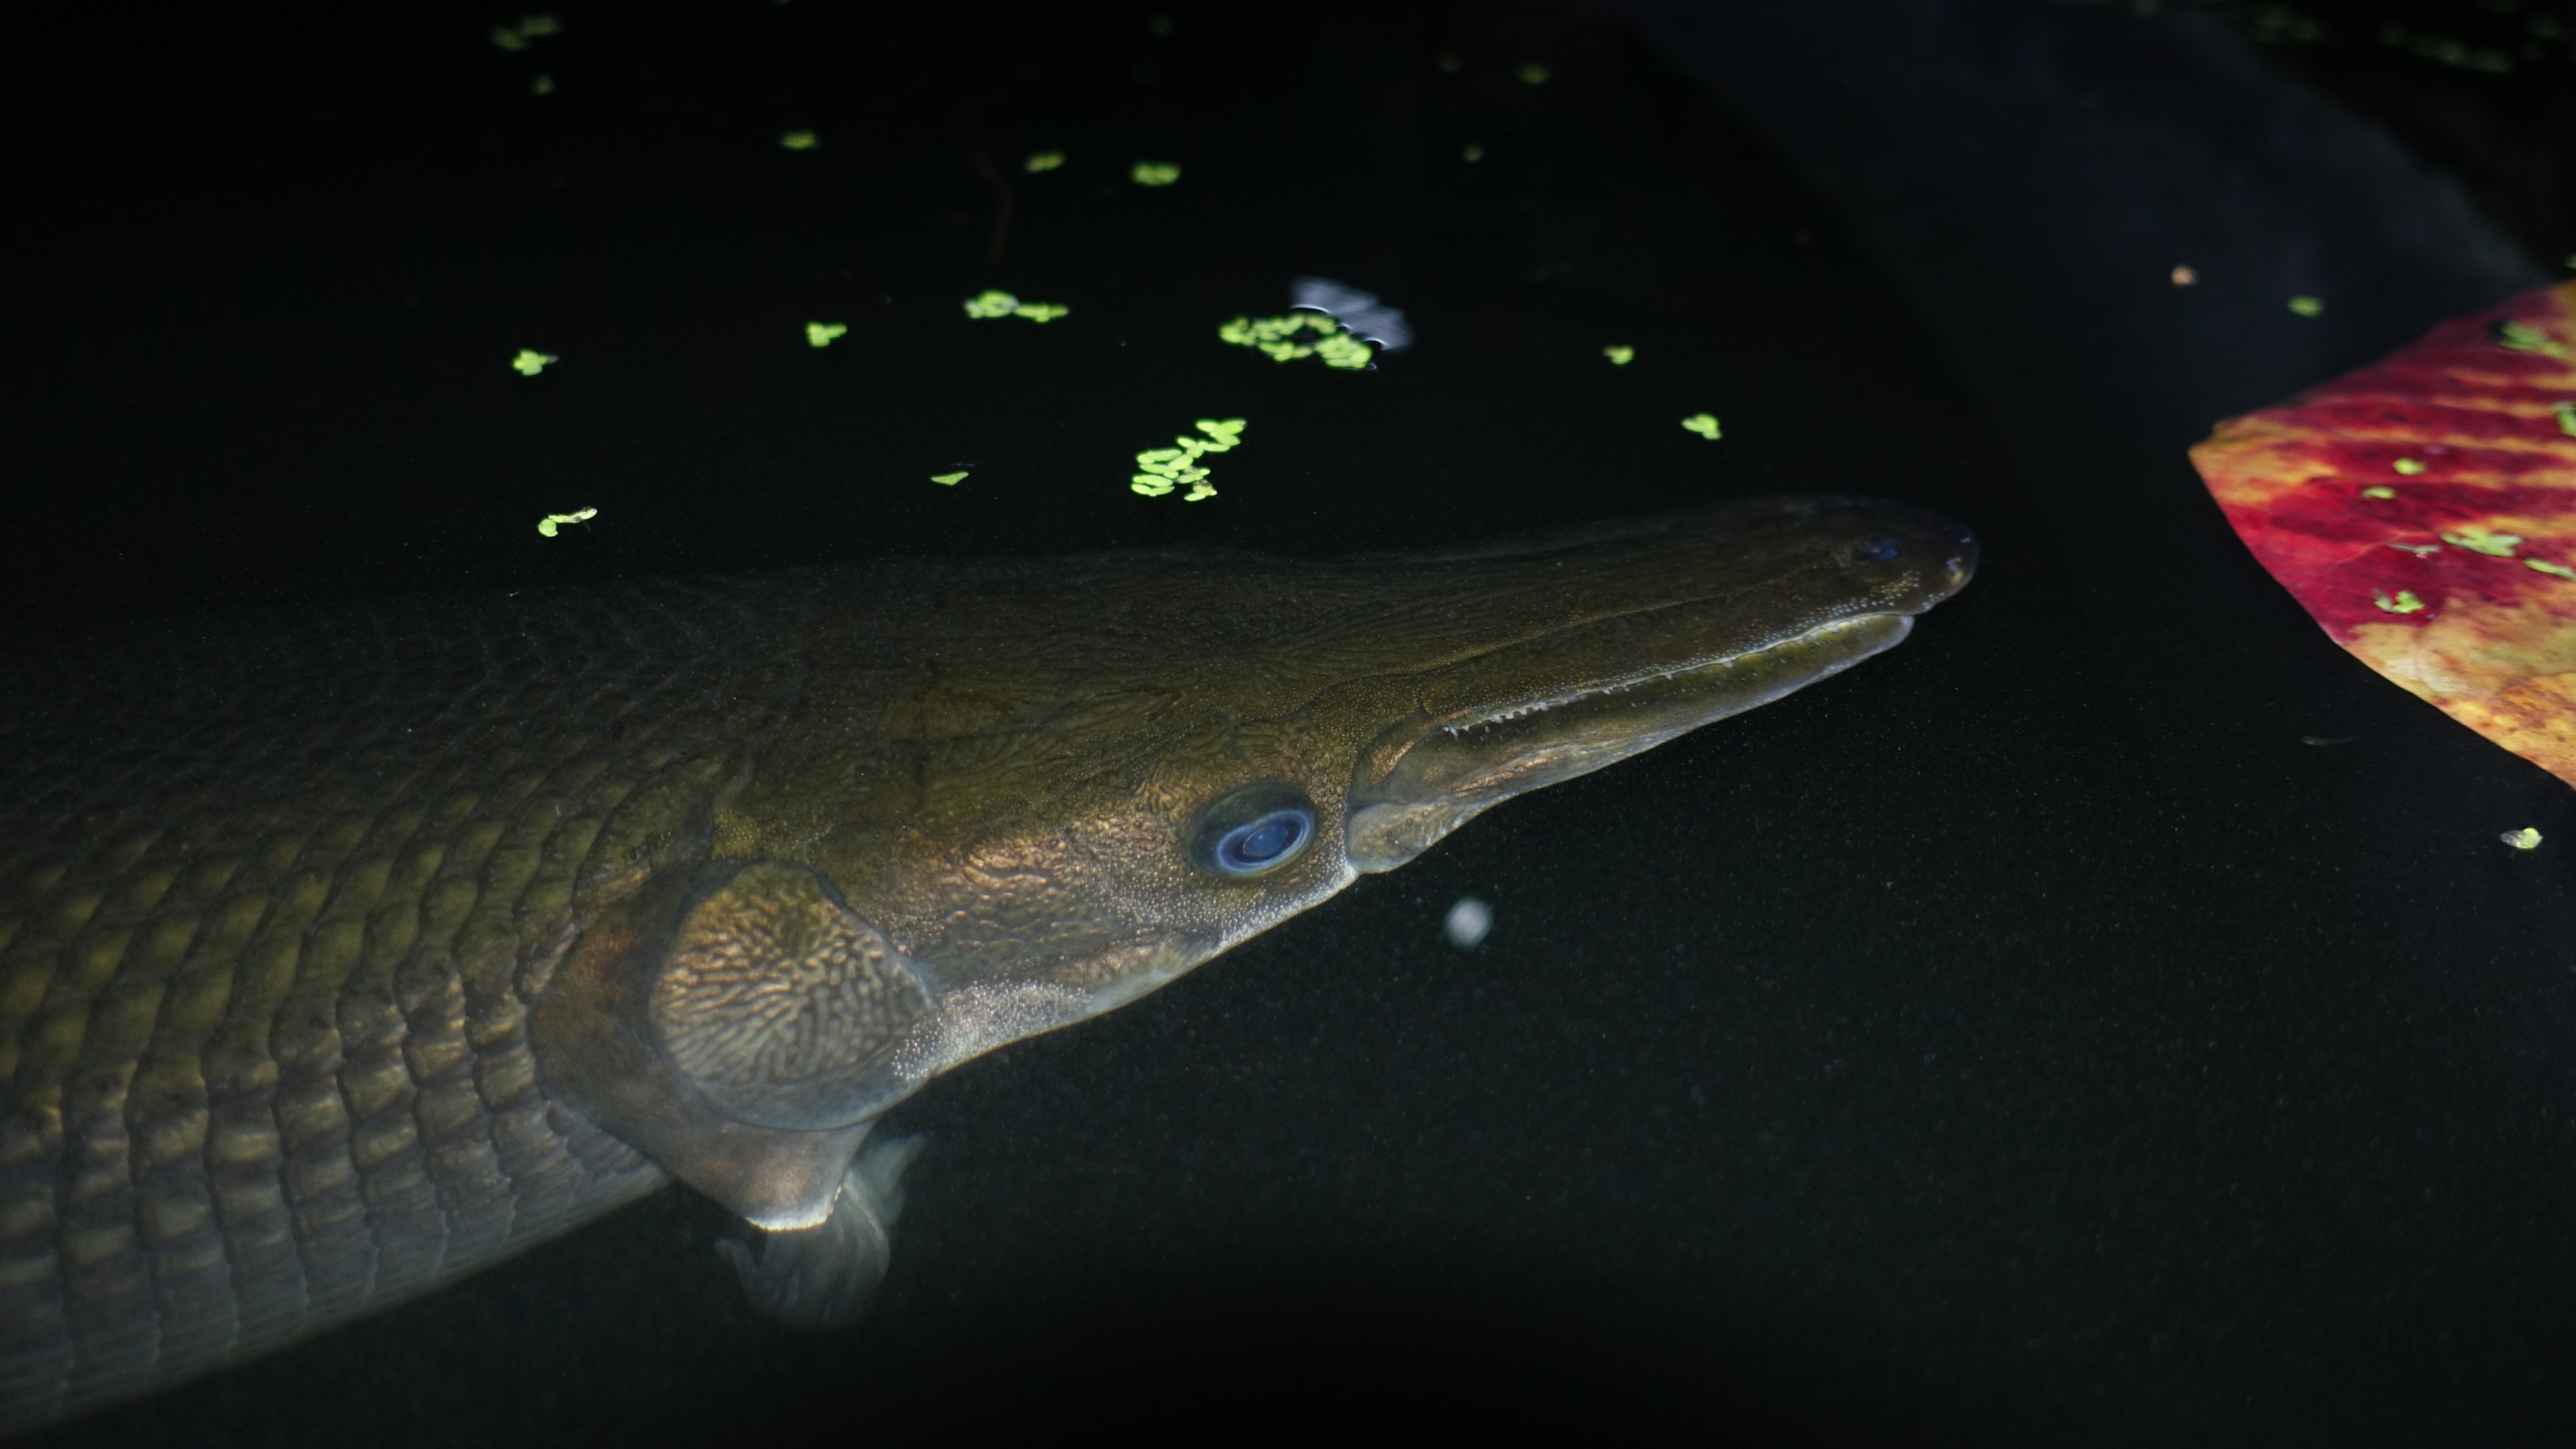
[1516,62,1550,84]
[2529,558,2576,580]
[1436,51,1462,73]
[2361,486,2396,499]
[2440,526,2523,557]
[1312,333,1372,368]
[779,130,818,150]
[1680,413,1722,440]
[1462,143,1485,163]
[489,14,561,51]
[2373,588,2427,614]
[2287,295,2324,317]
[963,290,1068,323]
[1131,161,1181,186]
[2503,826,2543,849]
[805,321,848,348]
[1132,417,1245,500]
[2495,320,2570,357]
[1025,150,1066,172]
[1217,313,1374,369]
[536,506,596,538]
[930,472,968,486]
[2555,400,2576,437]
[532,74,555,95]
[1603,345,1634,366]
[2393,458,2427,475]
[512,349,557,376]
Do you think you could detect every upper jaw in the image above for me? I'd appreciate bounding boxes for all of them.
[1332,496,1977,874]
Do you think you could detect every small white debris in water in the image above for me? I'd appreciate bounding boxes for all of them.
[1290,277,1413,350]
[2170,265,2197,286]
[1443,897,1493,949]
[2502,827,2543,850]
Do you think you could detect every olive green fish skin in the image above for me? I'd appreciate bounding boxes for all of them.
[0,497,1976,1432]
[0,582,813,1430]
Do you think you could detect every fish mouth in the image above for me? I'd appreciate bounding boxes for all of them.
[1341,497,1973,873]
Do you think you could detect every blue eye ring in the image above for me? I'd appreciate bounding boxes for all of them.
[1215,809,1311,874]
[1188,784,1319,879]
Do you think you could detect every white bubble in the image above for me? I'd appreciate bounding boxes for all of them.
[1443,897,1493,949]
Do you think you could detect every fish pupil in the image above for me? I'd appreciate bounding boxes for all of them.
[1222,812,1309,870]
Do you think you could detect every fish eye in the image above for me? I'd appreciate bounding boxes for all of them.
[1188,783,1319,879]
[1855,537,1901,562]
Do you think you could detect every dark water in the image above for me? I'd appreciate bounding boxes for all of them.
[10,1,2576,1444]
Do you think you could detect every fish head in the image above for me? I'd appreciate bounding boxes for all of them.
[792,496,1976,1069]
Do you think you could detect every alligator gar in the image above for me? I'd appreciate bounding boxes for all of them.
[0,496,1974,1429]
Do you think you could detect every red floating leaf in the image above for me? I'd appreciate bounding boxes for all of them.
[2191,281,2576,787]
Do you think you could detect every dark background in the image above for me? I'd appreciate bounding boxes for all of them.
[9,0,2576,1443]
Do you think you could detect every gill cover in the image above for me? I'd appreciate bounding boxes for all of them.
[532,859,939,1227]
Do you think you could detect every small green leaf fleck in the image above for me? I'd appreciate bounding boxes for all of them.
[2440,527,2523,557]
[536,506,595,538]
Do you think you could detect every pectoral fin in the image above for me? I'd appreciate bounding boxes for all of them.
[715,1130,927,1327]
[532,860,939,1229]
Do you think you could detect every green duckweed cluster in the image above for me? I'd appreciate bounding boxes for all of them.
[536,506,595,537]
[1132,418,1244,501]
[1218,314,1372,369]
[2497,320,2570,358]
[963,289,1069,323]
[2441,526,2523,557]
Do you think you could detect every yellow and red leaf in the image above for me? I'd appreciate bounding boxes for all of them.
[2191,280,2576,787]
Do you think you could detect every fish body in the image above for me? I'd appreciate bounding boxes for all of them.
[0,497,1973,1429]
